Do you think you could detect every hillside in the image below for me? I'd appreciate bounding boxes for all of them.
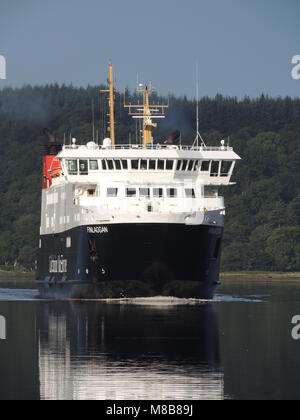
[0,85,300,271]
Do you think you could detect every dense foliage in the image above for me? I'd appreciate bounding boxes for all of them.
[0,85,300,271]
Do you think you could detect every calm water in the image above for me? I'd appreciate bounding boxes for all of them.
[0,279,300,400]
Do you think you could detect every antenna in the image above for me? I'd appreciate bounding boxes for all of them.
[92,98,95,142]
[124,80,168,147]
[193,62,206,148]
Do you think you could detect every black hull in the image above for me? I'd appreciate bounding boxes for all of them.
[36,223,223,300]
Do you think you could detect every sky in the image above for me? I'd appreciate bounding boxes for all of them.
[0,0,300,98]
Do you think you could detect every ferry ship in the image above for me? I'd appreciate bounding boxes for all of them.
[36,63,241,299]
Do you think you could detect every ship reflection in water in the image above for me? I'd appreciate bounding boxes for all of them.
[37,300,223,400]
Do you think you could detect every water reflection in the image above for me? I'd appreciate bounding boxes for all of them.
[37,301,223,400]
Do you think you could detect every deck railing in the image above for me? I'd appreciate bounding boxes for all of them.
[63,143,233,152]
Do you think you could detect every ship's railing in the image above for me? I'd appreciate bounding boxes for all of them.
[63,144,233,152]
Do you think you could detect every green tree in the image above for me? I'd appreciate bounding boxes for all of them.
[17,246,36,270]
[266,227,300,271]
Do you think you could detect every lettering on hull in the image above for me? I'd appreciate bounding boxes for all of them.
[49,255,67,273]
[87,226,109,234]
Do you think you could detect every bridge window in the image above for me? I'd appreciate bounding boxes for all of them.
[89,160,98,171]
[107,159,114,170]
[149,160,156,170]
[182,160,189,171]
[66,160,78,175]
[158,160,165,170]
[107,188,118,197]
[188,160,194,171]
[210,161,220,177]
[166,160,174,170]
[153,188,164,198]
[194,161,200,171]
[167,188,177,198]
[121,160,128,170]
[126,188,137,197]
[185,188,196,198]
[114,159,122,170]
[201,161,210,171]
[176,160,183,171]
[131,160,139,170]
[79,160,88,175]
[221,161,233,176]
[141,160,148,170]
[140,188,150,198]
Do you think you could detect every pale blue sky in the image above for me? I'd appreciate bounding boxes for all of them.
[0,0,299,98]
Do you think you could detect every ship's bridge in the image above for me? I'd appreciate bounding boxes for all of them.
[57,142,241,187]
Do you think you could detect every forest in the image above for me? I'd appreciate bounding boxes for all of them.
[0,84,300,272]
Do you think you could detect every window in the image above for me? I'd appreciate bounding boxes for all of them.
[89,160,98,171]
[201,161,210,171]
[66,160,78,175]
[114,160,122,170]
[79,160,88,175]
[87,189,96,197]
[121,160,128,170]
[158,160,165,170]
[126,188,137,197]
[107,188,118,197]
[149,160,156,170]
[141,160,148,170]
[153,188,163,198]
[182,160,189,171]
[176,160,183,171]
[188,160,194,171]
[131,160,139,170]
[102,160,108,170]
[185,188,196,198]
[204,186,218,198]
[210,161,220,177]
[167,188,177,198]
[166,160,174,170]
[107,159,114,170]
[221,161,233,176]
[66,237,72,248]
[139,188,150,198]
[194,161,200,172]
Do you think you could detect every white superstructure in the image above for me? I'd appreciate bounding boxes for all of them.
[40,142,240,236]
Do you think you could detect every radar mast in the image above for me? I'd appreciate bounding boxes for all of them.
[124,82,168,148]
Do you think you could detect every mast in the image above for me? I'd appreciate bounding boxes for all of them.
[100,61,116,146]
[108,62,115,146]
[193,62,206,148]
[124,82,168,148]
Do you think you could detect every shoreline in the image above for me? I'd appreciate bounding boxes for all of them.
[220,272,300,281]
[0,269,35,281]
[0,270,299,282]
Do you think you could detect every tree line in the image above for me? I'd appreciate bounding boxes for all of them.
[0,85,300,271]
